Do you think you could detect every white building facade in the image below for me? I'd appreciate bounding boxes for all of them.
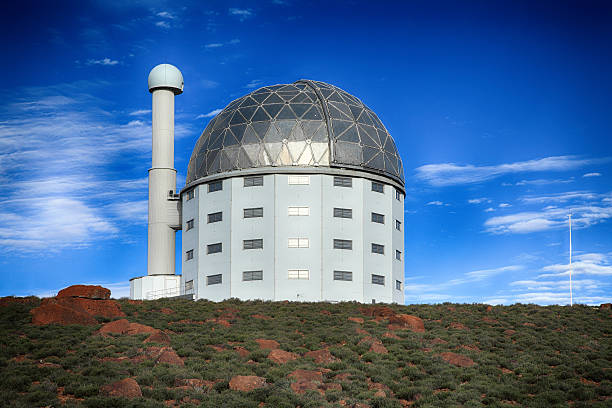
[180,80,406,303]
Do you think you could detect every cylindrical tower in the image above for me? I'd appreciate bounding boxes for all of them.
[147,64,184,276]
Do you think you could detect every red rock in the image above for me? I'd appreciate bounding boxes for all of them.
[356,327,369,335]
[288,369,323,383]
[438,352,476,367]
[348,317,364,324]
[229,376,266,392]
[206,318,231,327]
[486,305,493,312]
[144,330,171,345]
[388,314,425,333]
[251,314,272,320]
[430,338,448,345]
[369,342,388,354]
[367,379,393,397]
[234,346,250,357]
[374,390,386,397]
[320,310,332,315]
[523,322,536,327]
[460,344,480,352]
[305,349,336,364]
[449,322,469,330]
[291,380,322,395]
[268,349,299,364]
[383,331,400,339]
[156,348,184,366]
[360,306,396,318]
[100,378,142,399]
[58,297,124,319]
[31,303,97,326]
[504,329,516,336]
[174,378,215,389]
[159,308,174,315]
[210,345,225,352]
[97,319,131,334]
[334,373,352,381]
[57,285,110,299]
[0,296,37,307]
[255,339,279,350]
[600,303,611,310]
[127,322,158,335]
[321,383,342,392]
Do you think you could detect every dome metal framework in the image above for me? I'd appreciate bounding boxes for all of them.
[186,80,404,187]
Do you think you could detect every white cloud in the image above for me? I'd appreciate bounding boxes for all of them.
[157,11,175,19]
[499,203,511,208]
[86,58,118,66]
[521,191,599,204]
[205,43,224,48]
[464,265,522,280]
[484,207,495,212]
[229,8,253,21]
[246,79,264,89]
[415,155,606,187]
[468,198,489,204]
[426,201,444,206]
[155,21,170,28]
[228,38,241,44]
[583,172,601,178]
[129,109,151,116]
[197,108,222,119]
[539,252,612,277]
[515,178,573,186]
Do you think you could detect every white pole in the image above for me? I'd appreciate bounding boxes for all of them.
[569,213,573,307]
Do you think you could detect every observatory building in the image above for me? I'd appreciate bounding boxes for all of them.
[130,64,405,304]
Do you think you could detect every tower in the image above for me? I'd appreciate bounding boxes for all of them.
[130,64,184,300]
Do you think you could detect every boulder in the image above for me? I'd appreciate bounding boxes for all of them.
[31,303,97,326]
[49,297,125,319]
[0,296,37,307]
[448,322,469,330]
[305,349,336,364]
[229,376,267,392]
[174,378,216,390]
[268,349,299,364]
[143,330,171,345]
[127,322,158,335]
[288,369,323,383]
[234,346,250,358]
[438,352,476,367]
[100,378,142,399]
[57,285,110,299]
[156,347,184,366]
[97,319,131,334]
[348,317,364,324]
[369,342,388,354]
[388,314,425,333]
[255,339,279,350]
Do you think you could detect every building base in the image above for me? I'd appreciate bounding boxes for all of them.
[130,275,181,300]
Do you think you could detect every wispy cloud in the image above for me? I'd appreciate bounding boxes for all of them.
[129,109,151,116]
[468,198,490,204]
[157,11,175,19]
[415,155,606,187]
[426,200,444,206]
[245,79,264,89]
[499,203,511,208]
[229,8,254,21]
[86,58,118,66]
[155,21,170,28]
[583,172,602,178]
[205,43,224,48]
[539,253,612,277]
[197,108,222,119]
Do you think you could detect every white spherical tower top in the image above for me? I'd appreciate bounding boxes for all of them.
[148,63,184,95]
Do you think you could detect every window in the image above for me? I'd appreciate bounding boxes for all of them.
[396,250,402,261]
[288,238,309,248]
[186,219,194,231]
[288,175,310,185]
[333,208,352,219]
[186,190,194,200]
[185,249,194,261]
[288,269,309,279]
[395,220,402,231]
[185,280,193,291]
[207,212,222,223]
[333,239,352,250]
[371,212,385,224]
[372,181,384,193]
[244,207,263,218]
[243,239,263,250]
[207,243,222,254]
[396,280,402,290]
[333,176,352,187]
[244,175,263,187]
[396,189,402,201]
[207,274,222,285]
[372,243,384,254]
[208,180,222,192]
[372,274,385,285]
[243,270,263,281]
[333,270,352,281]
[288,206,310,216]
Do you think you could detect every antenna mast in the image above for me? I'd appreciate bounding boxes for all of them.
[569,213,573,307]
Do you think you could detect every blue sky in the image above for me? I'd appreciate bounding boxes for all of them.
[1,0,611,304]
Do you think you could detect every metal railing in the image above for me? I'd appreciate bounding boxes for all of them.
[145,285,194,300]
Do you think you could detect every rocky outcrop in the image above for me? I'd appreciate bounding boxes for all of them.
[229,376,267,392]
[100,378,142,399]
[305,349,336,364]
[268,349,299,364]
[57,285,110,300]
[438,352,476,367]
[255,339,280,350]
[31,302,97,326]
[388,314,425,333]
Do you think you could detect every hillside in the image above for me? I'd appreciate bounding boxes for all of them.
[0,289,610,407]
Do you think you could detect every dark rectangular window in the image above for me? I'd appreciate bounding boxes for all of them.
[372,243,384,254]
[372,182,384,193]
[243,239,263,250]
[207,274,222,285]
[186,190,194,200]
[244,175,263,187]
[371,212,385,224]
[333,239,352,250]
[244,207,263,218]
[395,250,402,261]
[185,280,193,291]
[333,270,353,281]
[395,220,401,231]
[372,274,385,285]
[185,249,194,260]
[207,243,222,254]
[396,280,402,290]
[333,208,352,218]
[396,189,402,201]
[208,180,222,192]
[243,270,263,281]
[186,219,194,230]
[207,211,222,223]
[333,176,352,187]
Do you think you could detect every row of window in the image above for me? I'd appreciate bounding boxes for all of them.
[185,176,403,201]
[198,270,402,290]
[191,241,402,259]
[187,208,402,231]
